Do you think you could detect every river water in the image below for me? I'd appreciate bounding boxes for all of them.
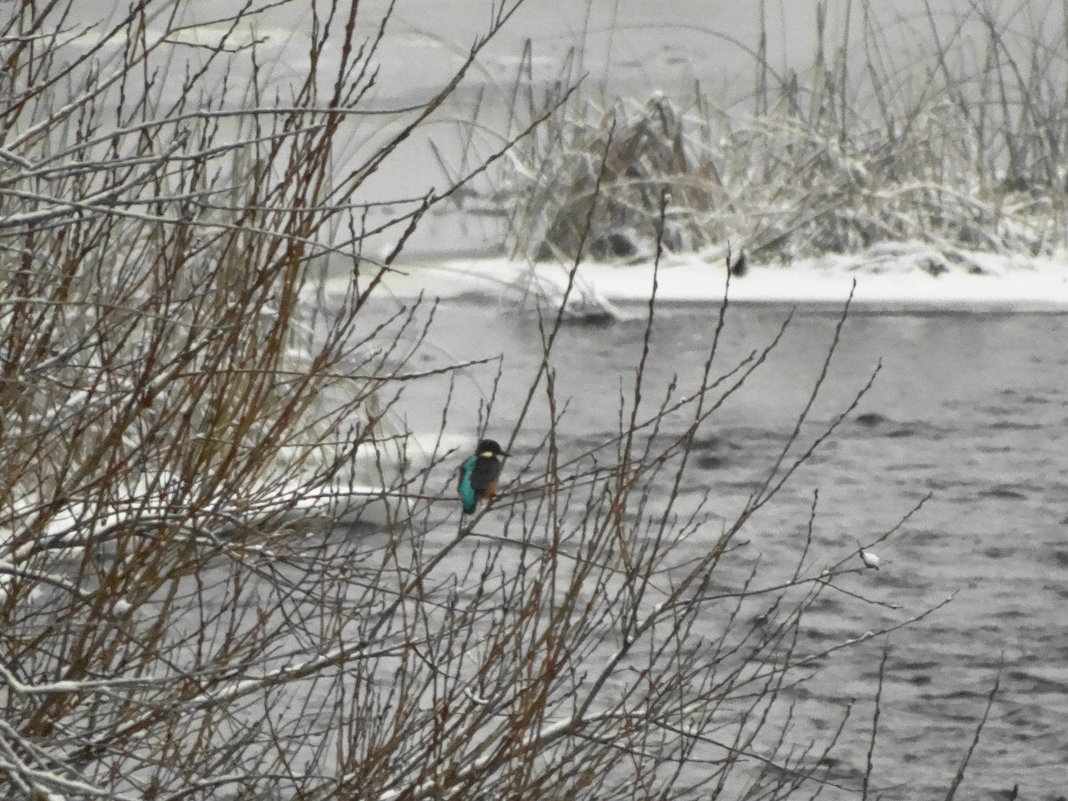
[386,297,1068,798]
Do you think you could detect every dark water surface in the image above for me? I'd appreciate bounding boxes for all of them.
[390,298,1068,798]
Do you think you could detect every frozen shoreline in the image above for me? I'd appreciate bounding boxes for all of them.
[377,242,1068,314]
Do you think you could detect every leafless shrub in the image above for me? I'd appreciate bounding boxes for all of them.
[0,2,998,800]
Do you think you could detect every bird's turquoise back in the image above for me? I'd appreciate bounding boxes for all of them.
[457,456,478,514]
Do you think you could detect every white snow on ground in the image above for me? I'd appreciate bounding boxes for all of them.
[0,444,410,581]
[378,242,1068,313]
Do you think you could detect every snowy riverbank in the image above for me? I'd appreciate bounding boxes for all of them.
[375,241,1068,316]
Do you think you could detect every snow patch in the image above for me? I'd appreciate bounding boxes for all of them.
[378,243,1068,312]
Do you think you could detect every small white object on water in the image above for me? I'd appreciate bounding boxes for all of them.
[859,548,881,570]
[113,598,133,615]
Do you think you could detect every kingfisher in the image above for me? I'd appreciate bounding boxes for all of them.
[457,439,508,515]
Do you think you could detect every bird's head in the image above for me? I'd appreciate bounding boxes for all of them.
[475,439,508,459]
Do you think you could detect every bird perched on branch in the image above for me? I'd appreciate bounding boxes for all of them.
[457,438,508,515]
[859,547,881,570]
